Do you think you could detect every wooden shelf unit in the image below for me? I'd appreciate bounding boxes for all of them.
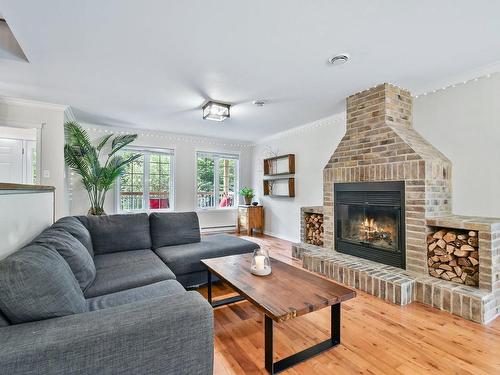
[263,177,295,197]
[263,154,295,176]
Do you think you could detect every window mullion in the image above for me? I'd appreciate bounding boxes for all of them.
[144,153,150,211]
[213,156,219,208]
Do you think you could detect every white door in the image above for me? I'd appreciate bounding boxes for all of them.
[0,138,24,183]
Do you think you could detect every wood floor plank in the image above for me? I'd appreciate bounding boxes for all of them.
[201,233,500,375]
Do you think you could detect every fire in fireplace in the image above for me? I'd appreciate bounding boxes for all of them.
[359,216,394,248]
[334,181,405,268]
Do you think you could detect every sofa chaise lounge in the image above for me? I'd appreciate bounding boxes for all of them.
[0,212,258,374]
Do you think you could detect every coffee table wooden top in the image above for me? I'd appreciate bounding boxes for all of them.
[202,253,356,322]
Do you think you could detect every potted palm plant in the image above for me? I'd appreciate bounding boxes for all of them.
[64,121,140,215]
[239,187,255,205]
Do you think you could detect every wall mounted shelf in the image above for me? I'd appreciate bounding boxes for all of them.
[263,177,295,197]
[263,154,295,176]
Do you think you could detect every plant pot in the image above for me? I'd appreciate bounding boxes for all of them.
[88,207,106,216]
[244,196,252,205]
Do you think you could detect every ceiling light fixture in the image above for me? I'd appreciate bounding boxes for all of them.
[253,100,266,106]
[202,101,230,122]
[328,53,350,66]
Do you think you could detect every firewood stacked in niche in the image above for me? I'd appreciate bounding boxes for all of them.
[305,213,324,246]
[427,228,479,286]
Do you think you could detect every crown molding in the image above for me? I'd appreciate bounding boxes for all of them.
[256,112,346,144]
[0,95,69,112]
[80,122,254,149]
[412,60,500,97]
[64,106,76,122]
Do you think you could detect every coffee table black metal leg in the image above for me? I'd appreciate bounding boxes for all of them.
[206,270,246,308]
[264,303,341,374]
[207,271,212,304]
[332,301,341,344]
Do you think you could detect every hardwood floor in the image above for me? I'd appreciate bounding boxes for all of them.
[199,234,500,375]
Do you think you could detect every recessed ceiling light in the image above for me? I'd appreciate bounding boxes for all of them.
[328,53,350,66]
[253,100,266,106]
[202,101,230,122]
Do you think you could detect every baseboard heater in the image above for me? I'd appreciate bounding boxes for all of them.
[201,225,236,234]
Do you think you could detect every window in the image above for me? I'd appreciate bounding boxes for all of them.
[118,148,174,212]
[196,151,239,209]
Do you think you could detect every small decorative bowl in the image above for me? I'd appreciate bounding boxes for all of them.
[251,201,259,206]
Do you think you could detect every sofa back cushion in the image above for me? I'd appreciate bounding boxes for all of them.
[52,216,94,257]
[0,245,87,324]
[32,227,96,291]
[150,212,201,249]
[78,213,152,254]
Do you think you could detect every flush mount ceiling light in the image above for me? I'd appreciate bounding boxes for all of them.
[253,99,266,106]
[202,101,230,122]
[328,53,350,66]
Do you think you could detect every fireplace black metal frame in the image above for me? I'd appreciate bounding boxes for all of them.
[334,181,406,269]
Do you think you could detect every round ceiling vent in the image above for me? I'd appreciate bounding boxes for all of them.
[328,53,350,66]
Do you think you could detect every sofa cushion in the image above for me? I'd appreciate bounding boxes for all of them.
[84,250,176,298]
[0,245,87,324]
[52,216,94,257]
[0,310,9,326]
[86,280,185,311]
[77,213,152,255]
[150,212,201,249]
[32,227,96,291]
[154,234,258,275]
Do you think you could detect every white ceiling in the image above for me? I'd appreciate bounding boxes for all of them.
[1,0,500,141]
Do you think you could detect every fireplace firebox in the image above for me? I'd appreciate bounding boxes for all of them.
[334,182,405,268]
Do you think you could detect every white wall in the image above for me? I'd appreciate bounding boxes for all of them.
[69,124,253,229]
[0,98,68,218]
[251,114,346,242]
[0,190,54,259]
[414,74,500,217]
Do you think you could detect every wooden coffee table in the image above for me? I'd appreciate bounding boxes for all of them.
[201,253,356,374]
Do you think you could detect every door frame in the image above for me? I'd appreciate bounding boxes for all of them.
[0,120,43,184]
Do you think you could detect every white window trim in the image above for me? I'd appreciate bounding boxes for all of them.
[195,150,240,211]
[116,146,175,213]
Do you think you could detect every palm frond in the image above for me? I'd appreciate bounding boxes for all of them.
[64,122,92,151]
[64,144,91,179]
[96,133,113,152]
[109,134,138,157]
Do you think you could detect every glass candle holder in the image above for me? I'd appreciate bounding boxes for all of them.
[250,248,271,276]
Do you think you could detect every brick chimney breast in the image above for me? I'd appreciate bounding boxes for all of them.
[322,83,452,274]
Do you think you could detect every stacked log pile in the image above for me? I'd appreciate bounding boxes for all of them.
[305,213,324,246]
[427,228,479,287]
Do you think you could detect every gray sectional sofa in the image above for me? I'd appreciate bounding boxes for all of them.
[0,212,258,374]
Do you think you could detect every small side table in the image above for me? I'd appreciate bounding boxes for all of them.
[237,205,264,236]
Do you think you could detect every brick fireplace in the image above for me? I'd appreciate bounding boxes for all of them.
[293,83,500,324]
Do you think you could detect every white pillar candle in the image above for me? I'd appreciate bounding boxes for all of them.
[254,255,265,271]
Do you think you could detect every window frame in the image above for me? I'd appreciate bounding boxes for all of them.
[195,150,240,211]
[116,146,175,213]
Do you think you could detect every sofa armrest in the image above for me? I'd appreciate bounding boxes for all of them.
[0,291,214,375]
